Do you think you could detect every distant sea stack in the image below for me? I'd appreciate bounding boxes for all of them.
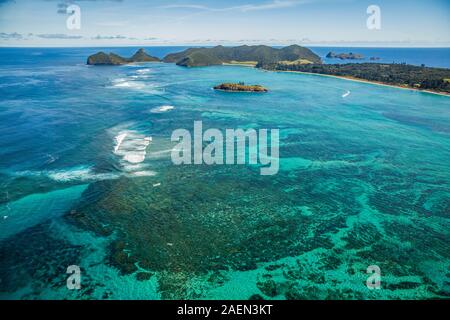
[87,48,160,65]
[87,52,128,65]
[214,83,268,92]
[130,48,160,62]
[326,52,364,60]
[163,45,322,67]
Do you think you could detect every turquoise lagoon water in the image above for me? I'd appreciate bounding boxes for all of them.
[0,48,449,299]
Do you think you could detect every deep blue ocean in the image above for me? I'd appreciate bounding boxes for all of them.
[0,46,449,300]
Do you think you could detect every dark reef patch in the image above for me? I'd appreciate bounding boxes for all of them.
[0,222,82,295]
[68,165,328,275]
[343,223,382,250]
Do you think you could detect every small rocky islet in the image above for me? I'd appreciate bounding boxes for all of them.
[213,83,268,93]
[326,52,383,61]
[326,51,365,60]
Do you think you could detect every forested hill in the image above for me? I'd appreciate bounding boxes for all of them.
[162,45,322,67]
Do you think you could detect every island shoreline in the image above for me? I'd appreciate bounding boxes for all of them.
[222,62,258,68]
[275,69,450,97]
[218,63,450,97]
[214,89,266,93]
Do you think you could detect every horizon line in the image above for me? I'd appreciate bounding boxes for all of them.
[1,44,450,49]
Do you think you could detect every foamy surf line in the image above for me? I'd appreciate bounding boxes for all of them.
[15,165,157,182]
[135,68,153,74]
[112,79,145,89]
[114,133,128,153]
[132,170,157,177]
[151,105,175,113]
[15,166,120,182]
[110,77,164,94]
[113,131,154,175]
[115,136,151,164]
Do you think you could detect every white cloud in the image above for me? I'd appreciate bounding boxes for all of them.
[238,0,305,12]
[161,0,306,13]
[37,33,83,39]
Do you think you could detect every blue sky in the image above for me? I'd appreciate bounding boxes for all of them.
[1,0,449,47]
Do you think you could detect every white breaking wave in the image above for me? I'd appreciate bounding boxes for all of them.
[16,166,119,182]
[111,77,163,94]
[342,90,351,98]
[19,163,156,182]
[151,105,175,113]
[124,153,147,164]
[113,131,152,165]
[131,171,157,177]
[148,148,173,156]
[136,68,152,74]
[114,133,128,153]
[13,128,156,183]
[47,167,93,182]
[110,127,161,178]
[48,168,118,182]
[112,78,128,83]
[129,75,150,80]
[113,80,146,89]
[121,163,148,172]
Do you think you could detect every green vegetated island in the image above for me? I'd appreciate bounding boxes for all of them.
[162,44,322,66]
[87,46,450,94]
[214,82,268,93]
